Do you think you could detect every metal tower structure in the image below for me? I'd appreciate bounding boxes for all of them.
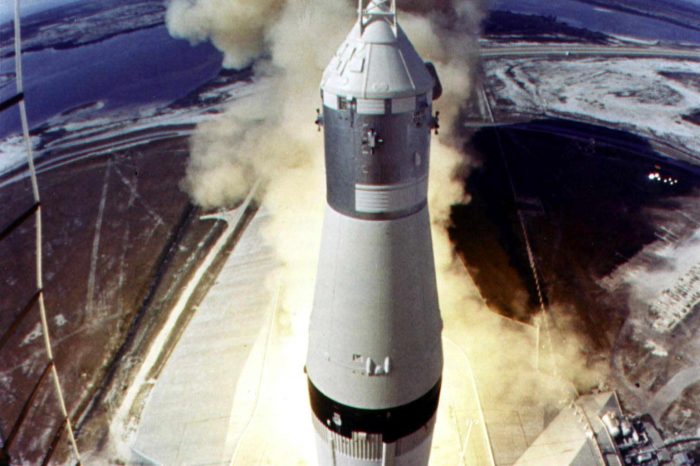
[0,1,82,464]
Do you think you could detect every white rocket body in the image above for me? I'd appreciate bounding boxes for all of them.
[306,1,443,465]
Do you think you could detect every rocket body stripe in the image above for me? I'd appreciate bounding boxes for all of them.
[307,2,443,464]
[308,379,441,443]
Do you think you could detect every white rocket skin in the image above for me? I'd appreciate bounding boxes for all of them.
[307,1,443,464]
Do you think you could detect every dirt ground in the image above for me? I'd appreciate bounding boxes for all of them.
[0,138,223,464]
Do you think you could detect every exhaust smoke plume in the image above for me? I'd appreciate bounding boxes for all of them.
[163,0,604,460]
[166,0,285,69]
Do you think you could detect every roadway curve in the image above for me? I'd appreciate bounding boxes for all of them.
[648,366,700,420]
[0,124,193,190]
[503,120,700,173]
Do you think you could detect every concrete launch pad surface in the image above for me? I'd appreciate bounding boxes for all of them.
[514,392,624,466]
[132,209,279,465]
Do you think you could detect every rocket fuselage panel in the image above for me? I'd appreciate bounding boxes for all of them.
[322,97,432,220]
[307,205,442,409]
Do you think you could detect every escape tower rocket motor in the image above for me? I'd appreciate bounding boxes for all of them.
[306,1,444,465]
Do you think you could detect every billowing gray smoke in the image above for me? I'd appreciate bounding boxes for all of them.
[166,0,285,69]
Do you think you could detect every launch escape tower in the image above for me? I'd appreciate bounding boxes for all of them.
[306,1,444,464]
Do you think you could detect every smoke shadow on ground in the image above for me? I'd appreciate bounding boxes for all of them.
[450,118,700,351]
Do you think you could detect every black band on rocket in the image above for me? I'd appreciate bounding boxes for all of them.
[327,200,427,221]
[308,379,441,443]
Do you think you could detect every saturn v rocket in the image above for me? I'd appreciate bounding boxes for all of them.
[306,1,444,464]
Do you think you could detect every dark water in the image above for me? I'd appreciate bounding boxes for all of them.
[0,25,223,139]
[451,119,700,347]
[493,0,700,43]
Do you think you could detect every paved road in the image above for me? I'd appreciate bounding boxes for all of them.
[0,125,193,190]
[649,366,700,420]
[481,44,700,61]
